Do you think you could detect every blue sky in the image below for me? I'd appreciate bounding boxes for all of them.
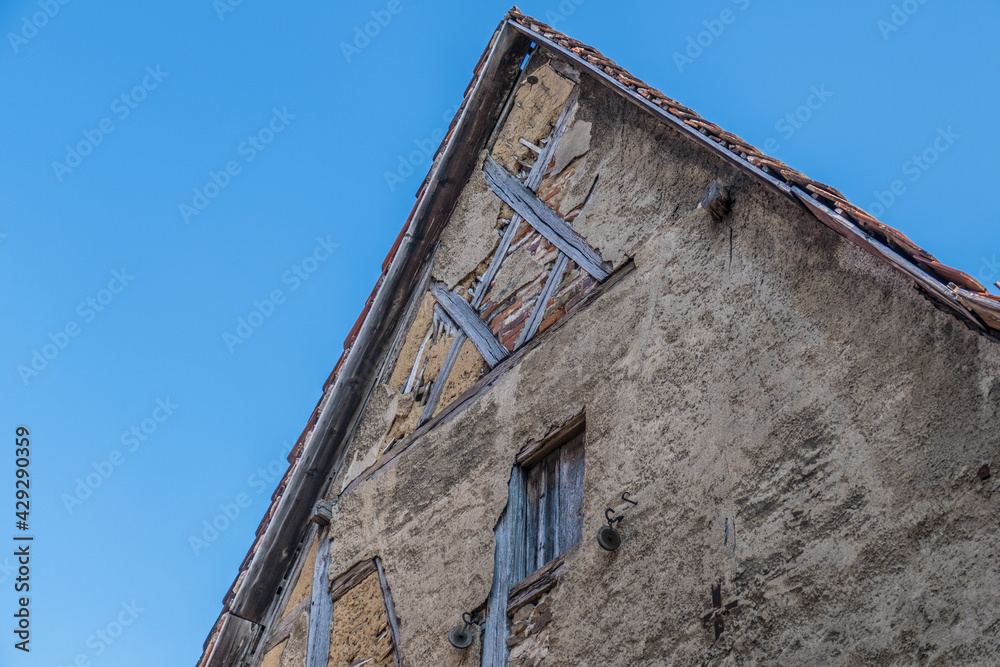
[0,1,997,664]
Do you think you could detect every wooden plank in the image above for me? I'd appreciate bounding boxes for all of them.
[525,465,541,571]
[264,597,309,654]
[557,434,585,554]
[375,558,404,667]
[482,466,525,666]
[516,411,585,468]
[483,155,610,280]
[429,282,509,367]
[506,554,565,617]
[254,523,318,664]
[515,252,568,349]
[329,559,377,602]
[225,20,531,625]
[508,466,528,585]
[305,533,333,667]
[472,215,521,310]
[203,613,263,667]
[339,263,633,499]
[544,452,560,561]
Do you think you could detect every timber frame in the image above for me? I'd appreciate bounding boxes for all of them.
[201,8,1000,665]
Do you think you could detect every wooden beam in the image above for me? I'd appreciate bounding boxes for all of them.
[305,533,333,667]
[430,282,509,367]
[482,466,526,666]
[311,499,333,527]
[375,558,404,667]
[515,253,568,349]
[329,559,377,602]
[203,613,263,667]
[506,554,564,617]
[472,217,521,310]
[263,597,309,654]
[483,155,610,280]
[524,88,579,192]
[419,331,467,424]
[516,411,585,468]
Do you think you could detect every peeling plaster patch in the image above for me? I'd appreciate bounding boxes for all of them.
[549,102,591,177]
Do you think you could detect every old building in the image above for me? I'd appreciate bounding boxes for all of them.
[199,9,1000,666]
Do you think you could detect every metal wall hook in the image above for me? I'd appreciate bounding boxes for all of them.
[597,491,638,551]
[448,612,480,649]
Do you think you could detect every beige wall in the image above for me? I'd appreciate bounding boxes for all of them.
[288,56,1000,666]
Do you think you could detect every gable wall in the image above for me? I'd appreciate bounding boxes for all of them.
[272,45,1000,666]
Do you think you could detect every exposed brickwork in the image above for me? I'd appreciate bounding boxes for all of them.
[537,260,599,336]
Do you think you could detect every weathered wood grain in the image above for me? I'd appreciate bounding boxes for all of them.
[482,466,527,666]
[329,559,377,602]
[506,554,565,617]
[516,412,585,468]
[430,282,509,367]
[305,533,332,667]
[515,252,568,349]
[264,597,309,654]
[483,155,610,280]
[375,558,404,667]
[203,613,263,667]
[419,330,467,424]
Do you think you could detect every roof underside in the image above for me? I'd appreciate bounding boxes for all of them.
[199,8,1000,664]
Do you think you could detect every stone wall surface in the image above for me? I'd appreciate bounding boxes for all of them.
[298,53,1000,667]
